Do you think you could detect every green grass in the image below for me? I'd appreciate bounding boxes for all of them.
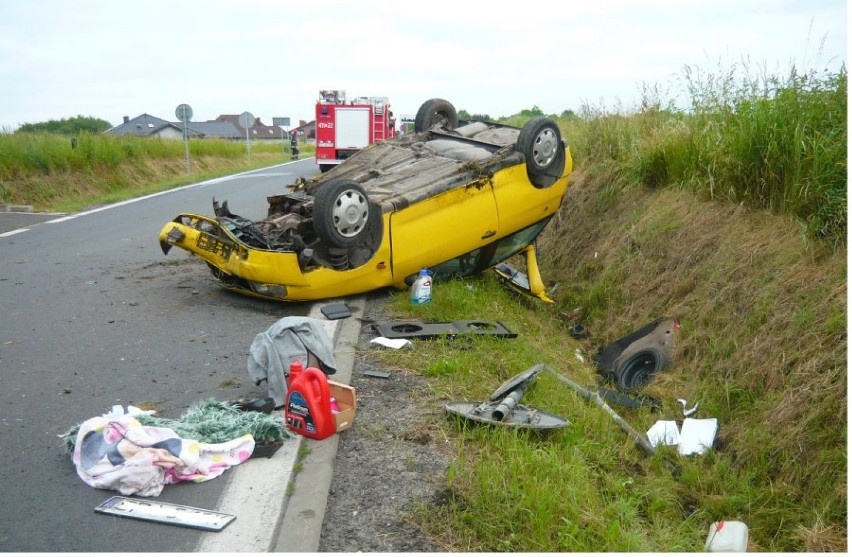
[0,132,316,211]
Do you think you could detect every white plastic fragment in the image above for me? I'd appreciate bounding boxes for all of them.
[574,348,585,363]
[677,398,699,416]
[678,418,718,455]
[646,420,681,447]
[370,337,413,349]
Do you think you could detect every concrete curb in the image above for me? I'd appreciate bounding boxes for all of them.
[0,205,34,213]
[196,297,365,552]
[273,298,364,552]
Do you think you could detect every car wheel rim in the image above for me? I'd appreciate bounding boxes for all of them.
[532,128,558,168]
[332,189,368,237]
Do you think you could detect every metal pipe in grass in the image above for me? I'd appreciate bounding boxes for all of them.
[541,364,656,456]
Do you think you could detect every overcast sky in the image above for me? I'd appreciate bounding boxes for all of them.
[0,0,846,131]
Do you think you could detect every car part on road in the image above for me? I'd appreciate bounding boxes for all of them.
[321,302,352,320]
[95,496,236,531]
[372,320,517,339]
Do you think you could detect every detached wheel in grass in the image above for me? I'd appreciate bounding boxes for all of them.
[313,179,371,248]
[414,99,459,132]
[613,346,670,391]
[516,116,565,188]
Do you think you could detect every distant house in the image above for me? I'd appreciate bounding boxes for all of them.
[214,114,285,140]
[184,121,242,140]
[106,114,243,140]
[106,114,193,139]
[105,113,302,141]
[290,120,316,141]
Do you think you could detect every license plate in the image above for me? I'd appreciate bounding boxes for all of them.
[94,496,235,531]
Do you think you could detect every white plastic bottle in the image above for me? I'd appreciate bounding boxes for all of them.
[410,269,432,305]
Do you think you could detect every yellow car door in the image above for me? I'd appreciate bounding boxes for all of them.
[388,176,498,281]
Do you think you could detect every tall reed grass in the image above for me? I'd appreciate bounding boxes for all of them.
[564,63,846,242]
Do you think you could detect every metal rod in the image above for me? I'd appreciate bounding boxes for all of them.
[543,365,656,456]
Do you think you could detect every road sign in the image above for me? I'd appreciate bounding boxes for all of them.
[273,117,290,127]
[239,111,255,129]
[175,103,193,122]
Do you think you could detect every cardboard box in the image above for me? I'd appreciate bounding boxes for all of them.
[328,380,356,432]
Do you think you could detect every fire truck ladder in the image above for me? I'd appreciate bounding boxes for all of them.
[372,98,387,142]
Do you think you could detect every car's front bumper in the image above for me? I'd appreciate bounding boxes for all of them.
[158,214,394,301]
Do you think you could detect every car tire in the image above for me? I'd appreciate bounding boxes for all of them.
[612,346,671,391]
[313,179,372,248]
[414,99,459,132]
[319,164,334,173]
[516,117,565,188]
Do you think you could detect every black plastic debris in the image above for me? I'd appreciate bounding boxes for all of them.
[229,397,275,414]
[373,320,517,340]
[321,302,352,320]
[594,317,680,391]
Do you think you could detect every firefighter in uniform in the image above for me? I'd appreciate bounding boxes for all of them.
[290,131,300,160]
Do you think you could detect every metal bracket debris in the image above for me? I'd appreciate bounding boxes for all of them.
[445,364,570,430]
[373,320,516,340]
[363,370,391,379]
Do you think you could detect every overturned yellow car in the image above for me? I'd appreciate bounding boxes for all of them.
[159,99,572,302]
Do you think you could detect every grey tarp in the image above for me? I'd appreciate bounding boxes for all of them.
[247,316,338,408]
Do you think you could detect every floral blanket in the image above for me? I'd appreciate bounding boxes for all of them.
[73,407,254,497]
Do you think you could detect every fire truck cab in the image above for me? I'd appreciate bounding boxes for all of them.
[315,90,396,173]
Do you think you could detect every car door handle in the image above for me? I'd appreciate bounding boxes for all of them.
[481,230,496,239]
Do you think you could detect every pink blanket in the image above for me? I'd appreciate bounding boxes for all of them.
[73,411,254,497]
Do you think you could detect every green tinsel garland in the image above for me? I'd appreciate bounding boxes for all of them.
[61,399,293,454]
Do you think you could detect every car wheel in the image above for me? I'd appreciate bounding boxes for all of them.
[319,164,334,173]
[414,99,459,132]
[613,346,671,391]
[313,179,372,248]
[516,117,565,188]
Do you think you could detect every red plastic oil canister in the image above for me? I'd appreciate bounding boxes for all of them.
[285,361,336,440]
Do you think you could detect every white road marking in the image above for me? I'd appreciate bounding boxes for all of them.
[0,228,30,237]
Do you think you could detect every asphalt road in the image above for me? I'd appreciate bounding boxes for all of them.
[0,159,324,551]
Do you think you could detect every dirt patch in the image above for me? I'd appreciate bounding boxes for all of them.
[319,295,453,552]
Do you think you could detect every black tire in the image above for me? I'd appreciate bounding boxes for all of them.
[313,179,372,248]
[516,117,565,188]
[319,164,334,173]
[414,99,458,132]
[613,346,670,391]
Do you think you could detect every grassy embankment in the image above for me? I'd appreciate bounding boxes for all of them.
[368,64,846,552]
[0,133,314,212]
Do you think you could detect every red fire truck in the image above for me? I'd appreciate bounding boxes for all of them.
[315,90,396,172]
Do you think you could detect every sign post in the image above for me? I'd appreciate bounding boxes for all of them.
[239,111,254,163]
[273,117,291,154]
[175,103,193,176]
